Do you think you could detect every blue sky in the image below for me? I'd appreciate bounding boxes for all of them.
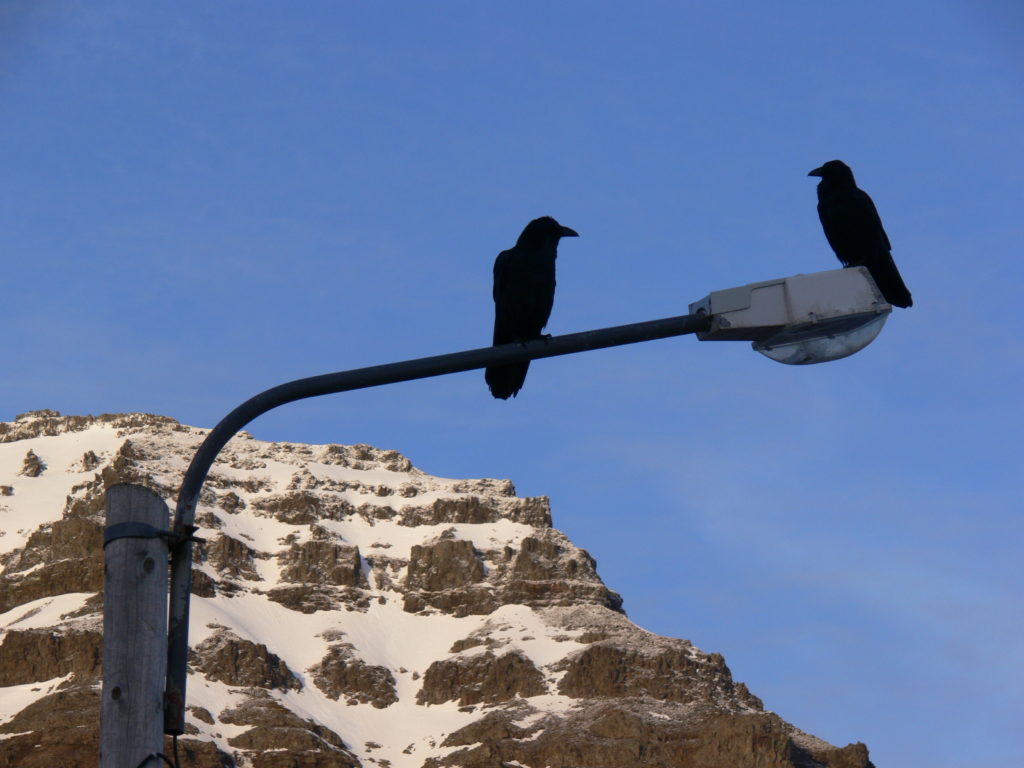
[2,2,1022,765]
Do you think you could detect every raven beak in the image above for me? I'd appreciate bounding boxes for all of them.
[808,166,824,177]
[560,226,579,238]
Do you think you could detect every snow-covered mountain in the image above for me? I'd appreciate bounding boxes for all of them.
[0,411,873,768]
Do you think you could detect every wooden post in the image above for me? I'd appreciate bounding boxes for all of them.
[101,484,170,768]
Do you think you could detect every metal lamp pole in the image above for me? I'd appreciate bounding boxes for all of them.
[163,311,712,734]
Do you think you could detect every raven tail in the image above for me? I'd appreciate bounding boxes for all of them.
[485,362,530,400]
[871,253,913,308]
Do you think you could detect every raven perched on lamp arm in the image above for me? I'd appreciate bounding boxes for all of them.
[485,216,579,399]
[809,160,913,308]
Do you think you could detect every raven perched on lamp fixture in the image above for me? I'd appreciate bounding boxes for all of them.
[809,160,913,308]
[485,216,579,399]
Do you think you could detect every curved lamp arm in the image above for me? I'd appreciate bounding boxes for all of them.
[164,310,711,734]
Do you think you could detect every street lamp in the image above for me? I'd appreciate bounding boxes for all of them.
[689,266,891,365]
[138,266,898,737]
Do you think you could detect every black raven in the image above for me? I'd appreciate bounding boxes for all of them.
[809,160,913,308]
[485,216,579,399]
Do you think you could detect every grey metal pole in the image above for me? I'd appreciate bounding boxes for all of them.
[102,484,171,768]
[164,311,711,734]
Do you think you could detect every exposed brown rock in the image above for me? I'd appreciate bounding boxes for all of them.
[427,705,873,768]
[0,681,99,768]
[0,411,180,444]
[205,533,261,581]
[279,532,364,587]
[310,645,398,708]
[79,451,102,471]
[220,693,361,768]
[398,495,551,527]
[417,650,546,706]
[558,642,763,710]
[399,533,500,616]
[265,585,371,614]
[8,517,103,570]
[449,478,517,497]
[218,490,246,513]
[499,532,624,613]
[97,439,161,489]
[191,568,218,597]
[188,705,215,725]
[206,473,274,495]
[191,630,301,691]
[806,741,873,768]
[19,450,46,477]
[401,585,497,617]
[63,479,108,520]
[250,754,362,768]
[227,453,267,471]
[319,442,411,473]
[252,491,355,524]
[406,536,485,592]
[288,467,323,490]
[0,687,234,768]
[0,628,101,685]
[398,529,624,618]
[171,737,236,768]
[448,635,495,653]
[0,518,103,613]
[511,534,575,579]
[195,508,224,530]
[401,497,496,526]
[439,708,539,747]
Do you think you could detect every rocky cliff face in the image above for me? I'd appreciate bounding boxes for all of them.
[0,410,874,768]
